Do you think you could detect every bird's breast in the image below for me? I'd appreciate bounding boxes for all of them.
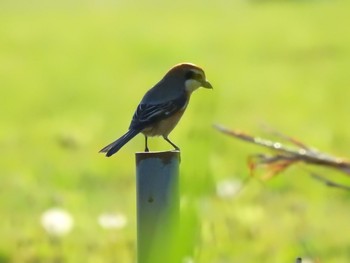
[141,107,187,137]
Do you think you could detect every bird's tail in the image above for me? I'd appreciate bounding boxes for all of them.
[99,129,140,157]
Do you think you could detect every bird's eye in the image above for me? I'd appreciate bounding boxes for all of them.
[185,70,202,80]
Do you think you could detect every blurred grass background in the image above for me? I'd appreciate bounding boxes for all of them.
[1,0,350,262]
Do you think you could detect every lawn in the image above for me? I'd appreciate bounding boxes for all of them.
[1,0,350,262]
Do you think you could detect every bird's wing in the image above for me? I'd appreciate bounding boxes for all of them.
[129,92,187,130]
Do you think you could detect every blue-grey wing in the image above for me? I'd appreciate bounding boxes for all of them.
[129,92,187,130]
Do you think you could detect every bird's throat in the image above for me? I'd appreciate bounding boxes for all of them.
[185,79,202,93]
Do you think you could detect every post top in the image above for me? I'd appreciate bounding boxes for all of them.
[135,150,180,165]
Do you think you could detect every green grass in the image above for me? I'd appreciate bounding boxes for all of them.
[1,0,350,262]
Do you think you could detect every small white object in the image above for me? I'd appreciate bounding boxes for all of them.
[216,179,242,199]
[41,208,74,236]
[98,213,128,230]
[182,256,195,263]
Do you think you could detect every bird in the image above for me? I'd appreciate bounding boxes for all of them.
[99,63,212,157]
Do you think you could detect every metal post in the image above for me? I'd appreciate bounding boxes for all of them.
[136,151,180,263]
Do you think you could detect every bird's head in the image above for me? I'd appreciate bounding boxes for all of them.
[166,63,213,93]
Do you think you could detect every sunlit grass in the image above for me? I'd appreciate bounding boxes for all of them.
[1,1,350,262]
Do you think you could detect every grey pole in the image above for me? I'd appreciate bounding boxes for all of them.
[136,150,180,263]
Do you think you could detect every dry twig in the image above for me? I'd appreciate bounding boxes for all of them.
[214,124,350,190]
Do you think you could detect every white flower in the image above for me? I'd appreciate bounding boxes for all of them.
[98,213,127,230]
[41,208,74,237]
[182,256,194,263]
[216,179,242,199]
[299,259,314,263]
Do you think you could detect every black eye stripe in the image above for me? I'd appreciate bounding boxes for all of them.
[185,71,194,80]
[185,70,202,80]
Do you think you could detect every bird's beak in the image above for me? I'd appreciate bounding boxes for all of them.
[202,80,213,89]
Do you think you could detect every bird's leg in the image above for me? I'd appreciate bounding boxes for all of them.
[163,136,180,151]
[144,136,149,152]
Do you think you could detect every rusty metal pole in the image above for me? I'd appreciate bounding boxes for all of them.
[135,151,180,263]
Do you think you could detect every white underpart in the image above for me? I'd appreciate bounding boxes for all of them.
[185,79,202,93]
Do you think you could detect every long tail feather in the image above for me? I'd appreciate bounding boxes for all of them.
[99,129,140,157]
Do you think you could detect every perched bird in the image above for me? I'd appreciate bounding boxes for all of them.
[99,63,212,157]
